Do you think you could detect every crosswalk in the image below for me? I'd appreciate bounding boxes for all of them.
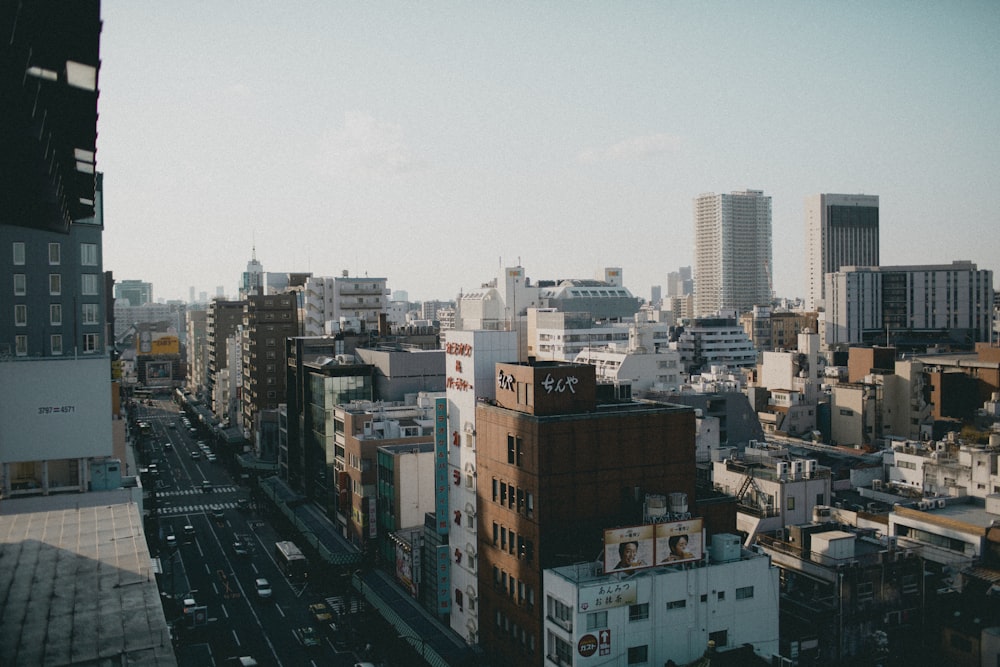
[158,486,239,497]
[155,500,241,516]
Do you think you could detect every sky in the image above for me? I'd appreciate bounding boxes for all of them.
[97,1,1000,304]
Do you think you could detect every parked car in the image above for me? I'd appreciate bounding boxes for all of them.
[255,578,272,599]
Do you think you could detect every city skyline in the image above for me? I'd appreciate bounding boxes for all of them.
[98,2,1000,303]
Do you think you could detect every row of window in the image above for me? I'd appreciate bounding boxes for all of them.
[491,478,534,517]
[12,303,100,326]
[491,521,535,561]
[495,609,536,655]
[12,333,101,356]
[492,565,536,608]
[11,273,100,296]
[11,242,98,266]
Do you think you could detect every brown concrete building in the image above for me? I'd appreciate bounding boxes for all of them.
[241,294,299,440]
[475,360,696,665]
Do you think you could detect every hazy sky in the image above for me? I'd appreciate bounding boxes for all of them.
[98,2,1000,304]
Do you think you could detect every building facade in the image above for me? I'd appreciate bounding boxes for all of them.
[825,262,994,349]
[240,294,299,441]
[805,193,880,311]
[475,360,697,666]
[693,190,773,317]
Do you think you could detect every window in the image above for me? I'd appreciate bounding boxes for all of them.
[49,274,61,295]
[547,596,572,629]
[507,435,516,464]
[49,304,62,326]
[81,303,98,325]
[13,242,25,265]
[50,334,63,355]
[81,243,98,266]
[666,599,686,610]
[736,586,754,600]
[717,591,725,601]
[787,496,795,510]
[856,581,874,602]
[501,527,507,550]
[629,603,649,621]
[500,482,507,506]
[492,522,499,546]
[455,588,463,610]
[586,611,607,631]
[48,242,61,264]
[627,645,649,665]
[15,304,27,326]
[15,335,27,356]
[83,333,99,353]
[708,629,728,648]
[13,273,26,295]
[549,632,572,665]
[81,274,98,295]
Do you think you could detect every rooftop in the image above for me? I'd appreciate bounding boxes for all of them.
[0,491,176,666]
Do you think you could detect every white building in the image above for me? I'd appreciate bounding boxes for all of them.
[825,261,994,347]
[445,329,519,644]
[693,190,773,317]
[712,444,831,543]
[302,273,389,336]
[543,535,779,666]
[805,193,879,311]
[673,317,756,375]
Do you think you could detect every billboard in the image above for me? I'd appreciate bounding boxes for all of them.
[145,360,173,385]
[0,357,113,462]
[655,518,703,565]
[603,525,655,574]
[602,518,704,573]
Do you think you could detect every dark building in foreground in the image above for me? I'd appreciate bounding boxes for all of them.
[475,361,697,666]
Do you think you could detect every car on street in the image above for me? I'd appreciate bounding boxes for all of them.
[211,505,225,522]
[163,441,173,451]
[167,422,176,429]
[294,626,320,649]
[201,480,212,492]
[183,524,195,538]
[166,534,178,548]
[206,453,217,463]
[255,578,272,599]
[237,498,250,512]
[189,450,201,460]
[233,540,250,556]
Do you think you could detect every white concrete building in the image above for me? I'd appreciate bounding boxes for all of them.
[693,190,773,317]
[302,273,389,336]
[445,329,519,644]
[544,535,779,666]
[805,193,879,311]
[673,317,756,375]
[712,443,831,543]
[825,261,994,347]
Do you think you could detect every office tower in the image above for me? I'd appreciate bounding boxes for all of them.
[824,261,993,348]
[189,286,196,303]
[806,193,879,310]
[650,284,661,306]
[693,190,772,317]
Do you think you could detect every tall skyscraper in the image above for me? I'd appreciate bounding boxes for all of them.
[805,193,879,311]
[693,190,772,317]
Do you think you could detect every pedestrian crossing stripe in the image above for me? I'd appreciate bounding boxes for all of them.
[155,502,239,515]
[158,486,238,497]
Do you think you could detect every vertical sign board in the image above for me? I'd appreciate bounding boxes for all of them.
[436,544,451,614]
[434,397,452,613]
[434,397,450,535]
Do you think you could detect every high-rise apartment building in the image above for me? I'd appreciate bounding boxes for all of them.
[240,294,298,440]
[805,193,879,310]
[206,299,244,415]
[693,190,773,316]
